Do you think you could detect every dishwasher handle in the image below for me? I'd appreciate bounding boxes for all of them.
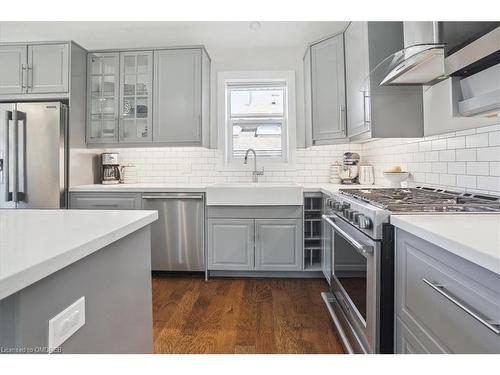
[142,194,204,200]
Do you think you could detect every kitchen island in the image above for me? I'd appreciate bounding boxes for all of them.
[0,209,158,354]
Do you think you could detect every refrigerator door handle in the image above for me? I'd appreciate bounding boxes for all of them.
[11,110,19,203]
[4,110,12,202]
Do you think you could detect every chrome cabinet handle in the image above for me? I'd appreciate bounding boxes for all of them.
[362,92,370,125]
[142,195,203,200]
[26,65,33,90]
[4,111,11,202]
[339,105,346,132]
[92,204,119,208]
[322,214,373,256]
[422,278,500,335]
[21,65,28,90]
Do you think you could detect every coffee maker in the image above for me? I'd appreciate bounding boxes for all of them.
[101,153,122,184]
[340,152,360,184]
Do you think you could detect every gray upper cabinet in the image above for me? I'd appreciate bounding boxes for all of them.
[0,45,27,94]
[344,22,424,141]
[87,52,120,143]
[153,49,202,145]
[86,46,210,147]
[119,51,153,143]
[395,229,500,354]
[345,22,370,138]
[0,43,70,96]
[28,43,69,94]
[254,219,302,271]
[208,218,254,270]
[310,34,346,144]
[303,33,346,146]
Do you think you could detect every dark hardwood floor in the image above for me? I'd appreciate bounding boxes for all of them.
[152,275,345,354]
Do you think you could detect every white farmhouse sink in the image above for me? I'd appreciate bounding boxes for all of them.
[206,183,303,206]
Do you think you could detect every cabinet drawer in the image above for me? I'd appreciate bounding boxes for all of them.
[396,230,500,354]
[395,317,442,354]
[70,192,142,210]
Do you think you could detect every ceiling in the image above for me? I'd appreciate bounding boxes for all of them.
[0,21,348,51]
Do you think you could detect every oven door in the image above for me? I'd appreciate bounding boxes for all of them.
[322,214,381,353]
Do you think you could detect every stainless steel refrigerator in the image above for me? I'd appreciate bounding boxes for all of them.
[0,102,68,209]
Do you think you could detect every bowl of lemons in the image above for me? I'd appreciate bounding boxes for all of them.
[383,166,409,187]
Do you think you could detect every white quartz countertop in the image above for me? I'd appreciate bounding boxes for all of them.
[70,183,381,196]
[391,214,500,275]
[0,209,158,300]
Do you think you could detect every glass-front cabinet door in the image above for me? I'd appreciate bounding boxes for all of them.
[119,51,153,142]
[87,52,119,143]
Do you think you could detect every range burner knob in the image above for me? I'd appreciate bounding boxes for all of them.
[358,216,372,229]
[352,212,362,224]
[333,202,343,211]
[343,208,353,219]
[342,203,351,210]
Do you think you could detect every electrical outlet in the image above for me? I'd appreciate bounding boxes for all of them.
[48,297,85,353]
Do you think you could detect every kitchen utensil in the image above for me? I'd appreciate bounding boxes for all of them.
[359,165,375,185]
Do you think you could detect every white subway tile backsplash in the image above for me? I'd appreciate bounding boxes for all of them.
[455,128,476,136]
[426,173,440,184]
[448,162,466,174]
[465,133,489,148]
[446,136,465,149]
[477,176,500,191]
[419,141,432,151]
[105,123,500,193]
[431,139,447,150]
[477,147,500,161]
[466,162,489,176]
[439,174,456,186]
[456,148,476,161]
[476,124,500,133]
[432,162,447,174]
[362,122,500,193]
[438,150,455,161]
[425,151,439,162]
[456,175,476,189]
[490,162,500,176]
[489,131,500,146]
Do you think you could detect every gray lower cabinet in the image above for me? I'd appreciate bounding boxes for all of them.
[395,229,500,354]
[70,192,142,210]
[207,206,303,272]
[208,219,254,270]
[254,219,302,271]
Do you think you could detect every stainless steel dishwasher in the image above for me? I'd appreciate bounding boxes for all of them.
[142,193,205,271]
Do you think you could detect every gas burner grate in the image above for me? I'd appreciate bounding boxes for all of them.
[338,187,500,213]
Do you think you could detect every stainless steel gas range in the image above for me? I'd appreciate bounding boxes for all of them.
[320,186,500,354]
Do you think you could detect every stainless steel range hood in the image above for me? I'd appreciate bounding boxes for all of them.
[380,22,446,86]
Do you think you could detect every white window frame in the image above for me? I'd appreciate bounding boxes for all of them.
[217,71,297,171]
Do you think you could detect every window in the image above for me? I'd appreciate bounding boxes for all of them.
[228,84,286,160]
[218,71,296,167]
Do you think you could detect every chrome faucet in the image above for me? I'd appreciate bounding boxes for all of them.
[244,148,264,183]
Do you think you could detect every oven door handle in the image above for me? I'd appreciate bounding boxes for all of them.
[322,215,373,256]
